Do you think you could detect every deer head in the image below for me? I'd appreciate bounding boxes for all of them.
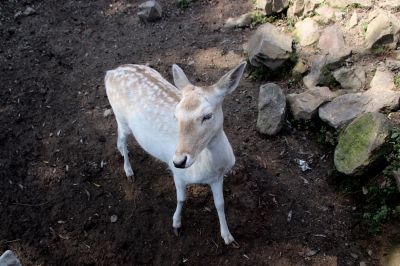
[171,62,247,168]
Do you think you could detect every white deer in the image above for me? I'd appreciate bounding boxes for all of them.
[105,61,247,244]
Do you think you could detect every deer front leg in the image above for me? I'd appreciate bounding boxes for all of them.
[172,179,186,236]
[210,179,235,245]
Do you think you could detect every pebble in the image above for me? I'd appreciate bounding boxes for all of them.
[110,215,118,223]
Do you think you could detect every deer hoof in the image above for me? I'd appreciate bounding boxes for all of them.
[173,227,180,236]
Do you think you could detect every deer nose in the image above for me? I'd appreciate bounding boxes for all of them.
[173,155,187,168]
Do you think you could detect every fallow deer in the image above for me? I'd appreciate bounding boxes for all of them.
[105,62,247,244]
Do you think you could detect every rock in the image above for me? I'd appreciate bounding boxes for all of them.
[333,66,366,90]
[137,1,162,22]
[103,108,113,117]
[370,66,396,90]
[359,262,367,266]
[303,0,324,16]
[265,0,290,15]
[334,112,390,175]
[295,18,320,46]
[315,6,336,23]
[348,11,358,28]
[224,12,252,29]
[378,0,400,11]
[248,23,294,70]
[319,67,400,128]
[287,86,336,120]
[0,250,22,266]
[302,55,326,89]
[256,83,286,135]
[318,25,351,63]
[110,215,118,223]
[287,0,305,17]
[327,0,372,8]
[23,7,36,16]
[365,12,400,49]
[385,59,400,71]
[292,59,308,75]
[254,0,268,9]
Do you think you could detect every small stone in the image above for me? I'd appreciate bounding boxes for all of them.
[137,1,162,22]
[292,59,308,75]
[264,0,290,15]
[23,7,36,16]
[385,59,400,71]
[224,12,252,29]
[110,215,118,223]
[333,66,366,91]
[287,0,305,18]
[348,11,358,29]
[287,86,336,120]
[256,83,286,135]
[104,108,113,117]
[359,261,367,266]
[315,5,336,23]
[295,18,320,46]
[365,12,400,49]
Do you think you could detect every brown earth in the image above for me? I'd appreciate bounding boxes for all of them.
[0,0,398,265]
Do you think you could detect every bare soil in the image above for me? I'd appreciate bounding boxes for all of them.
[0,0,398,265]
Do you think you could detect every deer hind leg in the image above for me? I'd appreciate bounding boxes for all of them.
[210,179,235,245]
[172,177,187,235]
[116,119,134,181]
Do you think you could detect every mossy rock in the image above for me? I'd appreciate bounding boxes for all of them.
[334,112,390,176]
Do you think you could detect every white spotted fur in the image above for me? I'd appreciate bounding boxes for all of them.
[105,62,247,244]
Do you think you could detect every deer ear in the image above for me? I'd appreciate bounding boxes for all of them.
[172,64,191,90]
[214,62,247,96]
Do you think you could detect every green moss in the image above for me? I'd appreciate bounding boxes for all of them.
[334,113,389,175]
[394,74,400,87]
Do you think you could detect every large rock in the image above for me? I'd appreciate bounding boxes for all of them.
[137,1,162,22]
[333,66,366,91]
[319,67,400,128]
[318,25,351,63]
[287,86,336,120]
[0,250,22,266]
[334,112,390,176]
[256,83,286,135]
[365,12,400,49]
[248,23,294,70]
[295,18,320,46]
[265,0,290,15]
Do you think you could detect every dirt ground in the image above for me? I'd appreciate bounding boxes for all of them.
[0,0,399,265]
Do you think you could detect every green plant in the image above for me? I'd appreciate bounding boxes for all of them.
[363,205,391,233]
[249,66,271,81]
[361,22,368,37]
[287,17,296,31]
[362,128,400,233]
[372,44,386,55]
[250,11,276,26]
[317,125,338,146]
[177,0,190,9]
[394,74,400,87]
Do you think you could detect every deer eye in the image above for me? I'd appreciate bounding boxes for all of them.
[201,113,213,123]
